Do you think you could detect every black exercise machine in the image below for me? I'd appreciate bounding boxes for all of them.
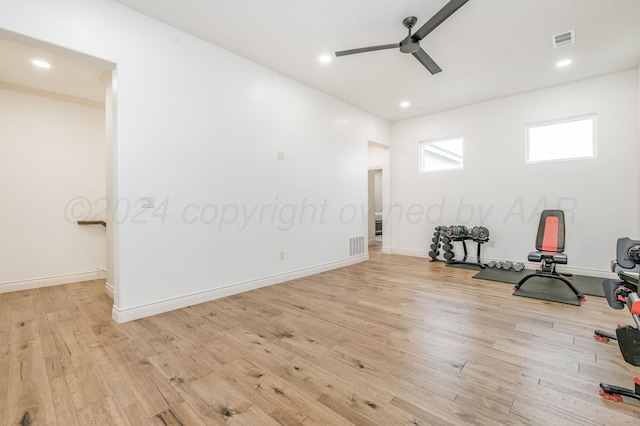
[513,210,585,303]
[595,237,640,403]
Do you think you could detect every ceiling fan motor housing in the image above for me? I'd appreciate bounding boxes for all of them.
[400,36,420,53]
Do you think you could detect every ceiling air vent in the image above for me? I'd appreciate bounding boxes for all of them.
[552,30,575,48]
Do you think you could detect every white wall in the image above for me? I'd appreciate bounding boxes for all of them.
[0,88,106,289]
[0,0,390,321]
[391,69,639,273]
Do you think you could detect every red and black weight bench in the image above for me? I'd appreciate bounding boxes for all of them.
[513,209,585,304]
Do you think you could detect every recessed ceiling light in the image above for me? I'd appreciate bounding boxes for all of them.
[319,55,332,64]
[400,101,410,108]
[32,59,51,69]
[556,59,572,68]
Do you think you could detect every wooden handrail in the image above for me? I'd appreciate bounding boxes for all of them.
[77,220,106,227]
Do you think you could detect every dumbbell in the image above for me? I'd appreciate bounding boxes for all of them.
[446,225,461,238]
[513,262,525,272]
[429,250,440,258]
[441,236,450,244]
[443,252,455,260]
[487,261,497,268]
[501,261,513,270]
[470,226,490,242]
[442,243,453,251]
[430,243,439,250]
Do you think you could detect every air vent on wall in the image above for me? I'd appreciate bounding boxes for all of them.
[349,236,365,257]
[552,30,575,48]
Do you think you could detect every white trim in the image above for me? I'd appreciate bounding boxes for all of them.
[0,270,101,293]
[391,248,430,258]
[111,254,369,323]
[105,282,114,299]
[393,249,617,279]
[481,257,616,279]
[518,261,616,279]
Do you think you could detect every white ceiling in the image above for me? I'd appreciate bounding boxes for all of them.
[1,1,639,121]
[0,37,107,105]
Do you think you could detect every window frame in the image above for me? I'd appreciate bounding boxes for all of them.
[525,113,597,164]
[418,136,464,173]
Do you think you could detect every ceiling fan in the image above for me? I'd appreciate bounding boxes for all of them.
[334,0,470,75]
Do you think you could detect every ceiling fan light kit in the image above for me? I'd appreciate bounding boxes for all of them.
[335,0,469,75]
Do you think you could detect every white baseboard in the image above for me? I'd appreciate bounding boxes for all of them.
[390,249,616,279]
[105,282,114,299]
[111,254,369,323]
[390,248,430,258]
[0,270,101,293]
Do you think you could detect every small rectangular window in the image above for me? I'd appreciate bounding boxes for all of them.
[419,137,463,172]
[526,114,596,163]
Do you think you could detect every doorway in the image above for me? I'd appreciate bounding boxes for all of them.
[368,141,390,253]
[0,31,116,299]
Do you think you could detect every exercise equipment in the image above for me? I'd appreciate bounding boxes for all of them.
[595,237,640,403]
[446,225,469,239]
[428,225,447,262]
[441,224,490,269]
[513,262,525,272]
[501,261,513,270]
[470,226,490,242]
[513,210,585,304]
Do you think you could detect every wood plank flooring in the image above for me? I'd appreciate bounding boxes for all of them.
[1,246,640,425]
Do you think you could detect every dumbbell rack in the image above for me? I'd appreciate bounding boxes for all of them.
[429,226,448,262]
[440,225,490,269]
[446,236,487,269]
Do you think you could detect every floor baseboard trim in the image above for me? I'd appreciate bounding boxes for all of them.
[392,249,616,278]
[391,248,429,258]
[105,282,114,299]
[112,254,369,323]
[0,270,101,293]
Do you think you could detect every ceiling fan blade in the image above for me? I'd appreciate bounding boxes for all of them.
[412,48,442,74]
[335,43,399,57]
[413,0,469,41]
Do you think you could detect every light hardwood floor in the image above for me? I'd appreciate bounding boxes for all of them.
[1,246,640,425]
